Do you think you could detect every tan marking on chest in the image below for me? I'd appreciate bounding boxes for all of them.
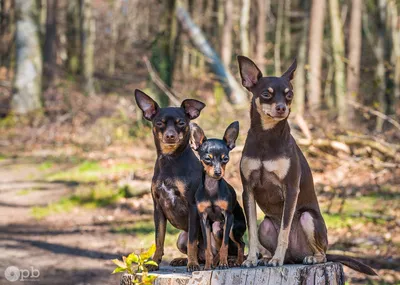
[255,98,279,130]
[240,156,262,180]
[215,200,228,211]
[263,157,291,180]
[197,201,211,213]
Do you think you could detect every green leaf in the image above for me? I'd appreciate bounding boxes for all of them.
[142,274,158,284]
[140,244,156,261]
[112,259,127,269]
[126,253,139,266]
[144,260,158,267]
[112,267,126,274]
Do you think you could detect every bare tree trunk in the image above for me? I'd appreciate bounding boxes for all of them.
[12,0,42,114]
[176,5,247,104]
[294,16,308,116]
[283,0,291,61]
[43,0,58,86]
[375,0,387,131]
[308,0,326,112]
[80,0,95,95]
[221,0,233,67]
[274,0,284,74]
[108,0,121,75]
[240,0,251,56]
[67,0,80,74]
[329,0,347,124]
[388,0,400,112]
[255,0,269,72]
[346,0,362,125]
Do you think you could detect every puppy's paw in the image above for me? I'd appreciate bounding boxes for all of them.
[267,257,283,267]
[257,257,271,266]
[241,256,258,268]
[170,257,188,267]
[187,261,200,272]
[303,255,326,265]
[218,262,229,270]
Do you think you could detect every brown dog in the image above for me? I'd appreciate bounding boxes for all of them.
[237,56,376,275]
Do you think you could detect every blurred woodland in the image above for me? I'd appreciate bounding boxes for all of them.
[0,0,399,284]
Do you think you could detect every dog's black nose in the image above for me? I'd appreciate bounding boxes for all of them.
[164,130,177,142]
[166,133,176,140]
[275,104,286,114]
[214,169,222,177]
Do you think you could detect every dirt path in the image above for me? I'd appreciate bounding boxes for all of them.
[0,158,127,285]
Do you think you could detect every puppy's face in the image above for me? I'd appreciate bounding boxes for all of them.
[237,56,296,124]
[135,90,205,155]
[191,121,239,180]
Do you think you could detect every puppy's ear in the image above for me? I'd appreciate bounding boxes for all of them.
[135,89,160,121]
[237,55,263,89]
[281,59,297,81]
[223,121,239,150]
[190,122,207,151]
[181,99,206,120]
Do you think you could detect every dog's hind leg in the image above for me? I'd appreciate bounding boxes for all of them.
[170,231,189,266]
[257,216,278,265]
[300,211,328,264]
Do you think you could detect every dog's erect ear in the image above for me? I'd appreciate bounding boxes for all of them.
[135,89,160,121]
[237,55,263,89]
[181,99,206,120]
[282,59,297,81]
[190,122,207,151]
[223,121,239,150]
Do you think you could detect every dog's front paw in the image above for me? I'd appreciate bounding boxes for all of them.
[242,255,258,268]
[257,257,271,266]
[303,254,326,265]
[267,256,283,267]
[187,261,200,272]
[218,261,229,270]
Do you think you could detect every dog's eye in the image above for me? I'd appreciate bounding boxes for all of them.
[203,156,212,163]
[221,156,229,164]
[177,121,186,127]
[156,121,164,127]
[286,92,293,100]
[261,92,273,99]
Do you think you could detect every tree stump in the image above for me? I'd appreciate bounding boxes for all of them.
[120,262,345,285]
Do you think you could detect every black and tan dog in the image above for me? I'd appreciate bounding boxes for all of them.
[135,89,206,272]
[237,56,376,275]
[191,121,246,270]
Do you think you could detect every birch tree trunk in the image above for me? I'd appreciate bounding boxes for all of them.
[274,0,284,74]
[240,0,251,56]
[255,0,269,72]
[329,0,347,124]
[221,0,233,67]
[80,0,95,95]
[346,0,362,125]
[12,0,42,114]
[308,0,326,112]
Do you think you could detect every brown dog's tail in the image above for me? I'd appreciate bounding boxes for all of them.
[326,254,377,276]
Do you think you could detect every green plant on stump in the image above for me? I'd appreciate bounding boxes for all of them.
[112,244,158,285]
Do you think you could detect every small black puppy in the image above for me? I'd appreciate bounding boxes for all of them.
[191,121,246,270]
[135,89,206,272]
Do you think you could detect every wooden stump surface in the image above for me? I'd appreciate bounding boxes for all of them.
[120,262,345,285]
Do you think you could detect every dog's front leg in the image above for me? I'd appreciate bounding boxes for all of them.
[268,185,299,267]
[199,212,213,270]
[151,200,166,270]
[187,204,200,272]
[242,187,259,267]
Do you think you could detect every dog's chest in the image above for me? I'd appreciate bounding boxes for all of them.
[240,156,291,186]
[153,178,187,208]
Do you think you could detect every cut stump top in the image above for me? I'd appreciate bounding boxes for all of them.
[120,262,345,285]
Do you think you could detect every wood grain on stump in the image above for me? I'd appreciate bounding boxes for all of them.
[120,262,345,285]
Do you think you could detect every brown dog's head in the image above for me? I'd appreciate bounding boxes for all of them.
[135,89,205,155]
[237,56,296,129]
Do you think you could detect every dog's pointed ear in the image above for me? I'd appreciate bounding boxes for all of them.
[223,121,239,150]
[181,99,206,120]
[190,122,207,151]
[135,89,160,121]
[282,59,297,81]
[237,55,263,89]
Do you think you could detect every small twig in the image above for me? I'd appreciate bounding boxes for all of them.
[142,56,181,106]
[349,100,400,131]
